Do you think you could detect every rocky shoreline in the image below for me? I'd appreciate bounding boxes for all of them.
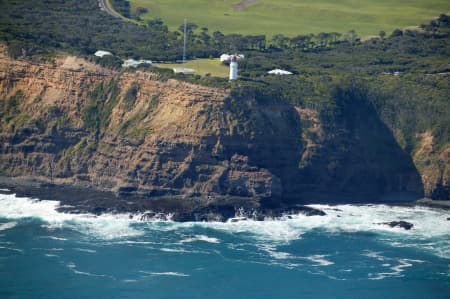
[1,176,447,224]
[0,176,328,222]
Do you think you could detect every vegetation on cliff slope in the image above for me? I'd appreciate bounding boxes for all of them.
[0,0,448,199]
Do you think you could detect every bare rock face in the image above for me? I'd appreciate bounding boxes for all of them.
[0,51,431,206]
[0,53,284,205]
[414,132,450,200]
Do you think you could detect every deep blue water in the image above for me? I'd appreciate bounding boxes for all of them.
[0,192,449,298]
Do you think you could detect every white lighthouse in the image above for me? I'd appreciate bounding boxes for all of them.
[229,54,238,80]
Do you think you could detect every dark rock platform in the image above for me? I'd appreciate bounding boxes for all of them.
[0,176,326,222]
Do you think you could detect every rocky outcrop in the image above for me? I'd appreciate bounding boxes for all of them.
[414,131,450,200]
[0,51,432,210]
[383,221,414,230]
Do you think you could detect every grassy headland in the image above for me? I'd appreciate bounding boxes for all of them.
[0,0,449,199]
[155,58,229,77]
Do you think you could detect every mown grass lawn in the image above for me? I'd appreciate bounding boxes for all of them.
[130,0,449,37]
[155,58,229,77]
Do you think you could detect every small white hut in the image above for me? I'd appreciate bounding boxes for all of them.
[267,69,293,75]
[94,50,113,57]
[173,68,195,74]
[122,59,152,68]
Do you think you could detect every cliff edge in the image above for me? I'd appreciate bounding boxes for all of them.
[0,50,433,209]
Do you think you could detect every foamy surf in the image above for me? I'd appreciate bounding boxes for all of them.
[0,221,17,231]
[66,262,107,277]
[1,193,449,258]
[0,193,145,240]
[367,258,424,280]
[139,271,189,277]
[179,235,221,244]
[305,255,335,266]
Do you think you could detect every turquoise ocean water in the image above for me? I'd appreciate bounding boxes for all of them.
[0,191,449,298]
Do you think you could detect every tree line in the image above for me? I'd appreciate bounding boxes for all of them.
[0,0,414,62]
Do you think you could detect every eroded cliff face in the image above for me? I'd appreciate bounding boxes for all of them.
[414,131,450,200]
[0,50,432,204]
[0,52,282,202]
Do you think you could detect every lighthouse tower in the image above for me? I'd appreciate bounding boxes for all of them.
[229,54,238,81]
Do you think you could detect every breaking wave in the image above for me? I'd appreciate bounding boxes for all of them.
[1,193,449,258]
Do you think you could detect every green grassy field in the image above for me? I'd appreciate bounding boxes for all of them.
[130,0,449,37]
[155,58,229,77]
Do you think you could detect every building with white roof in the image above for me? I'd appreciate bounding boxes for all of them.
[220,54,245,63]
[267,69,293,75]
[94,50,113,57]
[122,59,152,68]
[173,68,195,74]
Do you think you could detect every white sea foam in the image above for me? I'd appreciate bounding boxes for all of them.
[1,193,450,258]
[66,262,106,277]
[122,279,138,283]
[197,204,450,258]
[305,255,335,266]
[0,188,10,192]
[0,221,17,231]
[160,247,190,253]
[73,248,96,253]
[159,247,210,255]
[362,250,388,261]
[307,204,450,238]
[72,269,106,277]
[0,246,24,253]
[364,250,426,280]
[0,193,145,240]
[41,236,68,241]
[214,204,449,257]
[368,259,420,280]
[0,241,14,245]
[258,244,293,260]
[200,218,304,243]
[139,271,189,277]
[179,235,220,244]
[116,240,155,245]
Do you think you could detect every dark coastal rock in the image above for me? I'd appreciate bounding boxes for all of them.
[172,205,237,222]
[140,212,171,221]
[118,186,138,195]
[383,221,414,230]
[0,177,324,223]
[169,204,327,223]
[264,206,327,218]
[225,205,326,222]
[93,207,107,215]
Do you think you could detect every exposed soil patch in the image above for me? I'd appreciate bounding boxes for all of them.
[415,131,434,159]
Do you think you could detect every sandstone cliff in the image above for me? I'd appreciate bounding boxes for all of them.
[1,50,438,206]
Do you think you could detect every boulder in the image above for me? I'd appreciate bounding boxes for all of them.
[383,220,414,230]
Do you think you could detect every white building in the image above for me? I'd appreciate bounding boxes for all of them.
[267,69,293,75]
[173,68,195,74]
[122,59,152,68]
[94,50,113,57]
[220,53,245,63]
[229,54,238,80]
